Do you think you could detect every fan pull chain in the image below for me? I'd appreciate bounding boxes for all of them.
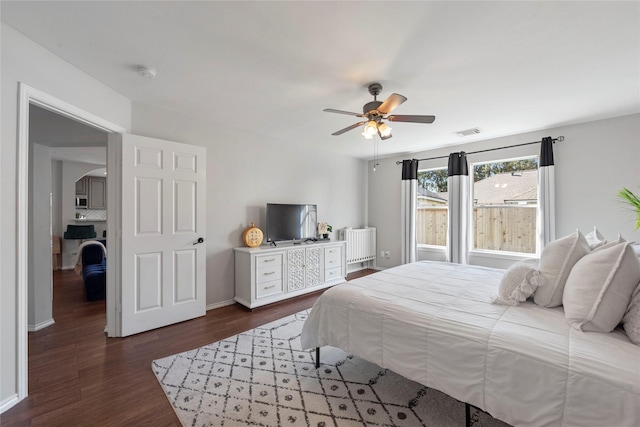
[373,135,380,171]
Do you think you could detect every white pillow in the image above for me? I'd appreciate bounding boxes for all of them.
[584,226,607,250]
[534,231,591,308]
[631,243,640,258]
[623,284,640,345]
[592,234,626,252]
[563,242,640,332]
[493,261,546,306]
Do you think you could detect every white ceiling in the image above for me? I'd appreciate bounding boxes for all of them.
[4,1,639,159]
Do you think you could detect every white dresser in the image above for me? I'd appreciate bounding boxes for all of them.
[234,241,346,309]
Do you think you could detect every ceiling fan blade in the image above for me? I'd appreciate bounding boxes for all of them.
[331,121,366,136]
[323,108,364,117]
[377,93,407,114]
[387,114,436,124]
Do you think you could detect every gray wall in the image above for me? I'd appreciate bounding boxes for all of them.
[28,143,53,330]
[51,160,63,238]
[131,102,369,307]
[369,113,640,270]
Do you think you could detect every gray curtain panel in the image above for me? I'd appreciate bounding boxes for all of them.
[538,137,556,252]
[447,152,469,264]
[401,159,418,264]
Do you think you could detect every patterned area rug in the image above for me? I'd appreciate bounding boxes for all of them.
[152,310,510,427]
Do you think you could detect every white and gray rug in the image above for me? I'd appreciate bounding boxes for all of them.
[152,310,510,427]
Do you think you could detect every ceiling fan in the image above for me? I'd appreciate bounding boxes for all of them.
[324,83,435,140]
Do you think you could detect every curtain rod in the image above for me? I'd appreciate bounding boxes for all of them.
[395,136,565,165]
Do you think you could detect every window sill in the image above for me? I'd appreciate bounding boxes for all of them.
[469,249,537,261]
[417,244,446,251]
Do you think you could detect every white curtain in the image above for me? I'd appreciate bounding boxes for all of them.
[401,159,418,264]
[537,137,556,254]
[447,152,469,264]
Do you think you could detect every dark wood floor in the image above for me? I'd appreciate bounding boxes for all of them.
[1,268,376,426]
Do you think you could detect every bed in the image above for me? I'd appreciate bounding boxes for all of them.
[300,260,640,427]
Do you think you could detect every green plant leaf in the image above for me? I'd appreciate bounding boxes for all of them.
[618,186,640,230]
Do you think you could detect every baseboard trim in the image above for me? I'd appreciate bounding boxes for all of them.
[28,318,55,332]
[206,299,236,311]
[0,393,20,414]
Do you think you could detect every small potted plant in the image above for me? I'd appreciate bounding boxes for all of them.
[325,224,333,239]
[618,185,640,229]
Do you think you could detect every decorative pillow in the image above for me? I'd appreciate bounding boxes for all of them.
[493,261,546,306]
[534,231,591,308]
[623,284,640,345]
[584,226,607,250]
[592,234,626,252]
[563,242,640,332]
[631,243,640,258]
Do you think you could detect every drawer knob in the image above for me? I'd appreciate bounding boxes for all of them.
[264,271,275,275]
[264,285,276,290]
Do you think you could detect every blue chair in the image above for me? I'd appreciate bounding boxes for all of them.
[80,243,106,301]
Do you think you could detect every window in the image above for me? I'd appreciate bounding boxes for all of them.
[471,157,539,254]
[416,167,448,246]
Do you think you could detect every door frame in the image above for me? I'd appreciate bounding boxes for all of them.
[16,83,126,400]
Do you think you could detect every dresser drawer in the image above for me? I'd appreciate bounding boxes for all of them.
[324,266,342,281]
[256,253,283,268]
[256,265,282,284]
[256,279,283,299]
[324,247,342,268]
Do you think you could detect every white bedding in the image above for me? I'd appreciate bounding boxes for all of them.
[300,261,640,427]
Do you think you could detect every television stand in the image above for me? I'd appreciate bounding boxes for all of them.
[234,240,346,309]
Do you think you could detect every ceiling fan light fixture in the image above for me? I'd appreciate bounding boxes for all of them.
[378,122,392,138]
[362,120,377,139]
[325,83,435,139]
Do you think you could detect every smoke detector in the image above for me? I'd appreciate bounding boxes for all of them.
[136,65,157,79]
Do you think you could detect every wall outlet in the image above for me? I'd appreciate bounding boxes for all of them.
[381,250,390,259]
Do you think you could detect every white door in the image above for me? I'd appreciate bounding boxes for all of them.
[120,134,206,336]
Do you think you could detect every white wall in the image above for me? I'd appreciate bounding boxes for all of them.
[131,102,369,307]
[0,23,131,409]
[369,113,640,270]
[28,143,54,330]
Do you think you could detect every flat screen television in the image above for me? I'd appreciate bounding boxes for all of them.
[266,203,317,242]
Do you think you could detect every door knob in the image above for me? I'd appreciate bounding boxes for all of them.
[193,237,204,245]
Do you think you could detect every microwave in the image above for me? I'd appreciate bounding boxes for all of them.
[75,196,88,209]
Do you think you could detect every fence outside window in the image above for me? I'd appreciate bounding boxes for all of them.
[416,205,537,254]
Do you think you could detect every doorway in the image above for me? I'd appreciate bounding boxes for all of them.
[16,83,126,401]
[28,105,108,331]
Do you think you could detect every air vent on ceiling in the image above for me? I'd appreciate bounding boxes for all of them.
[455,128,481,137]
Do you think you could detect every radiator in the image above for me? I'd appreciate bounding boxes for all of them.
[340,227,376,265]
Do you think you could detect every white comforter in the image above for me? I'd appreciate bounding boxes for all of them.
[301,261,640,427]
